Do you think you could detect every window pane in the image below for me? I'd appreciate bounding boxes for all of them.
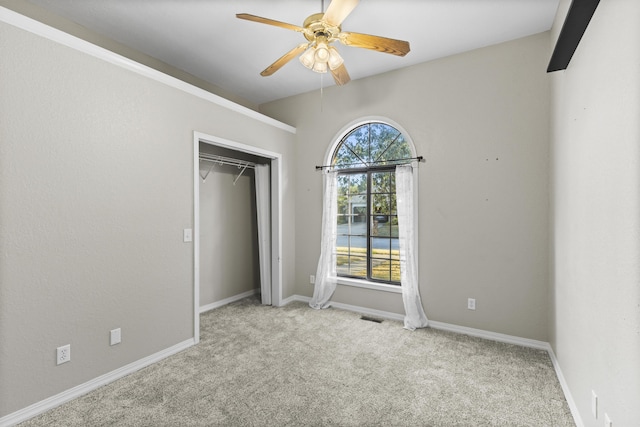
[350,196,366,226]
[372,218,390,237]
[390,216,399,238]
[337,195,348,226]
[337,173,368,242]
[353,207,367,229]
[344,131,371,164]
[337,231,347,248]
[369,124,391,163]
[371,259,391,281]
[390,260,401,282]
[337,175,349,227]
[346,221,366,237]
[349,173,367,194]
[371,171,392,194]
[378,132,411,164]
[350,236,366,251]
[338,173,349,186]
[349,256,367,278]
[335,143,366,168]
[371,237,391,255]
[371,123,406,164]
[336,247,349,276]
[372,194,391,214]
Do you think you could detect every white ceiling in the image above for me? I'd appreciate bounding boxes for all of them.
[26,0,559,105]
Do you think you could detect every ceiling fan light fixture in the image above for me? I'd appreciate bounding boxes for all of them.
[314,35,330,62]
[327,46,344,70]
[299,47,316,70]
[312,60,328,73]
[315,47,329,63]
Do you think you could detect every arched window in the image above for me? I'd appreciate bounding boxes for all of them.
[330,121,414,285]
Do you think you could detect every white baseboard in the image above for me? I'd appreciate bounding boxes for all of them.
[281,294,310,306]
[281,294,544,349]
[281,294,582,427]
[199,289,258,313]
[0,339,194,427]
[281,295,406,322]
[331,300,405,322]
[427,320,549,350]
[546,346,584,427]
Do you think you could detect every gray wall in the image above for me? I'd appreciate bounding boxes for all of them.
[549,0,640,425]
[0,21,295,417]
[261,32,551,341]
[0,0,257,110]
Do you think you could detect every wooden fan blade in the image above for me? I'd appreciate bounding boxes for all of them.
[260,44,309,76]
[236,13,305,33]
[339,32,410,57]
[330,63,351,86]
[323,0,359,27]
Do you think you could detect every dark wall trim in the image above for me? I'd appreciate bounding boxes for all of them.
[547,0,600,72]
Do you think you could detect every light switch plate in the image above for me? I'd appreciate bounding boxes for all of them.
[110,328,121,346]
[183,228,193,242]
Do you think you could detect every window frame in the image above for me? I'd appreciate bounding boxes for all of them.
[336,165,399,285]
[326,118,418,294]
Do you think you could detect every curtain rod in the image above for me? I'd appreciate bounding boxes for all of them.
[315,156,424,170]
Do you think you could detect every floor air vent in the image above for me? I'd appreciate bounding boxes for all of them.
[360,316,383,323]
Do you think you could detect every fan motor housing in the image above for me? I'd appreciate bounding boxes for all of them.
[303,13,341,41]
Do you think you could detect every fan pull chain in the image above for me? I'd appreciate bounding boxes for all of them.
[320,73,324,112]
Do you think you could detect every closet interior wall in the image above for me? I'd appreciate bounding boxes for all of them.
[198,143,267,308]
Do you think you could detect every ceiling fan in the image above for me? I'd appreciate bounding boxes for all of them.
[236,0,410,86]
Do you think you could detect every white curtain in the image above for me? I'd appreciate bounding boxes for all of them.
[254,164,271,305]
[309,170,338,309]
[396,164,429,330]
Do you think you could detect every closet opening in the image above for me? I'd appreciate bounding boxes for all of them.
[193,132,282,343]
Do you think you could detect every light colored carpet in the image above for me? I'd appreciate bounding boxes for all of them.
[20,296,575,426]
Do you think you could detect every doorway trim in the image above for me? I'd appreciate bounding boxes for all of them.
[193,131,283,343]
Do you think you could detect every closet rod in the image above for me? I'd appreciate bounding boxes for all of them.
[199,153,259,184]
[199,153,257,169]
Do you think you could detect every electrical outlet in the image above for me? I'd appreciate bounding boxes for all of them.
[57,344,71,365]
[310,275,315,284]
[110,328,121,346]
[467,298,476,310]
[591,390,598,418]
[604,413,612,427]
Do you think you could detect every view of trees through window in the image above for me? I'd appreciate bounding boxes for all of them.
[332,122,411,284]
